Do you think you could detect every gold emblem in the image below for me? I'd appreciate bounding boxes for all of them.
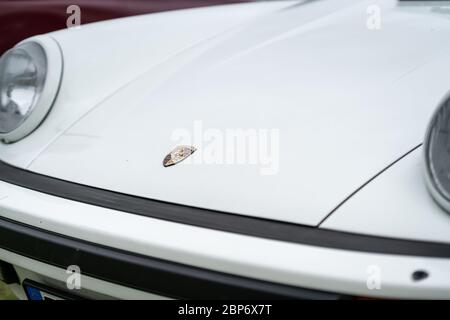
[163,145,196,167]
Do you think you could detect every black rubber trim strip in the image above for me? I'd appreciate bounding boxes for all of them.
[0,216,344,299]
[318,144,423,226]
[0,160,450,258]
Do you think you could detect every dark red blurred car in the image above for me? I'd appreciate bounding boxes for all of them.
[0,0,249,54]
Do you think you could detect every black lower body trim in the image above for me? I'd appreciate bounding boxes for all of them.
[0,160,449,258]
[0,216,344,299]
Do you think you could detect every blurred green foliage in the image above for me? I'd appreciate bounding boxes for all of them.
[0,281,17,300]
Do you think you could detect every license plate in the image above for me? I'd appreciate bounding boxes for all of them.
[23,280,79,300]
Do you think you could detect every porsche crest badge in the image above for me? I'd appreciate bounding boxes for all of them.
[163,145,197,167]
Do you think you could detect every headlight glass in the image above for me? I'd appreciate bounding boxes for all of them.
[425,97,450,207]
[0,42,47,134]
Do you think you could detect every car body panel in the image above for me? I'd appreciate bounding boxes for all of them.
[0,179,449,299]
[1,0,450,300]
[0,0,251,55]
[20,0,450,226]
[322,146,450,244]
[0,1,293,168]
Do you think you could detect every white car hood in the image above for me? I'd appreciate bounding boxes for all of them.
[23,0,450,226]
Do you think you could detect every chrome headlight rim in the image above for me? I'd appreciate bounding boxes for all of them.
[424,94,450,212]
[0,37,62,143]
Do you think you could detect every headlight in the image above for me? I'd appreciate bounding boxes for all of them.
[0,43,46,134]
[0,37,62,143]
[424,96,450,211]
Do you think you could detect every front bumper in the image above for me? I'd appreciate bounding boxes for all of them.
[0,216,341,299]
[0,161,449,299]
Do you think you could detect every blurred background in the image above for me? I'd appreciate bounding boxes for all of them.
[0,282,15,300]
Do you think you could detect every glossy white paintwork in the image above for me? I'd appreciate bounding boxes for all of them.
[1,0,450,299]
[20,0,450,227]
[0,1,294,167]
[0,179,449,299]
[323,147,450,243]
